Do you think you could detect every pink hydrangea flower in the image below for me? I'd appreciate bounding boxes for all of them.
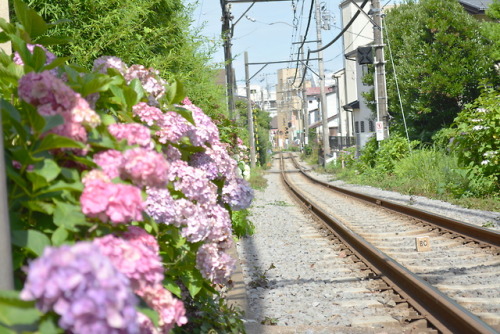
[18,71,100,144]
[125,65,166,102]
[94,233,163,291]
[196,243,236,285]
[92,56,128,75]
[72,96,101,128]
[106,183,145,223]
[132,102,163,126]
[94,150,125,179]
[155,111,191,144]
[167,160,217,204]
[121,148,169,187]
[123,226,160,255]
[80,178,144,224]
[82,169,111,186]
[108,123,153,149]
[137,285,187,332]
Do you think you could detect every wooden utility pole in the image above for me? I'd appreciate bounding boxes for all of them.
[0,0,14,290]
[244,52,256,168]
[314,0,329,165]
[221,1,237,122]
[372,0,389,139]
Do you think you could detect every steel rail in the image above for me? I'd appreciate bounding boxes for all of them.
[288,154,500,248]
[279,154,497,334]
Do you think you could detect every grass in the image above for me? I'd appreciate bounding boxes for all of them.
[248,166,268,191]
[323,149,499,212]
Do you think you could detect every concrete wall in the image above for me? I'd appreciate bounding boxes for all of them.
[1,0,10,55]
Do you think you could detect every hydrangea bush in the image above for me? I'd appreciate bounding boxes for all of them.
[0,2,253,332]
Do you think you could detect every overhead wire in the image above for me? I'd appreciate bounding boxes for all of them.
[290,0,315,85]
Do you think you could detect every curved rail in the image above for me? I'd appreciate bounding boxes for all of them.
[289,154,500,248]
[279,153,497,334]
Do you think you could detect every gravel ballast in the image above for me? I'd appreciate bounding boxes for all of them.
[233,157,499,333]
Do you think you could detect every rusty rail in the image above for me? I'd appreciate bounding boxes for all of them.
[279,153,498,334]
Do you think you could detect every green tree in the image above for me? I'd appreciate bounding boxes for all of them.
[235,99,272,166]
[384,0,495,142]
[481,0,500,62]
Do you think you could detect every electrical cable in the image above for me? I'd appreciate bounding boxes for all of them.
[383,14,412,150]
[290,0,315,85]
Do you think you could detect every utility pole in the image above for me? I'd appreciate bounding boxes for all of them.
[0,0,14,290]
[314,0,329,165]
[371,0,389,139]
[221,1,237,122]
[300,41,309,146]
[244,52,256,168]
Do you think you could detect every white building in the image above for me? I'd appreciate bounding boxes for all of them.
[340,0,377,153]
[236,84,277,117]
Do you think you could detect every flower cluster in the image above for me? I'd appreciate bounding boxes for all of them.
[16,51,255,333]
[108,123,153,149]
[20,243,139,333]
[138,285,188,332]
[196,243,236,285]
[80,173,144,224]
[93,56,128,75]
[125,65,166,104]
[18,71,100,145]
[94,232,163,291]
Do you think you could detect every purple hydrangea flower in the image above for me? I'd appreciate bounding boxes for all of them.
[20,242,139,333]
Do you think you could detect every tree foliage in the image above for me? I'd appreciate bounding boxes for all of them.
[481,0,500,62]
[383,0,495,142]
[19,0,226,117]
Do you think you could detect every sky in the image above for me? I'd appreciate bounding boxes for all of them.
[188,0,348,89]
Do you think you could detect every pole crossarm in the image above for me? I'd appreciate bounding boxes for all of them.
[247,59,319,65]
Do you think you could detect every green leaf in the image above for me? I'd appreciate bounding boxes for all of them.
[0,18,15,35]
[26,171,48,191]
[24,200,55,215]
[174,106,195,125]
[0,290,40,327]
[33,159,61,183]
[41,114,64,134]
[110,85,127,106]
[36,35,72,45]
[14,0,48,38]
[137,307,159,327]
[163,278,182,298]
[128,78,145,102]
[51,226,69,246]
[42,56,71,71]
[165,79,185,105]
[181,270,203,297]
[100,114,116,126]
[11,229,51,256]
[53,201,87,231]
[31,45,47,71]
[81,74,115,96]
[34,134,85,153]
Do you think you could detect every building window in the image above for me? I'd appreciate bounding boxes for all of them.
[360,121,365,133]
[355,121,359,134]
[369,120,374,132]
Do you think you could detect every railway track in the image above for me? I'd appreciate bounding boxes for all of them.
[279,153,500,334]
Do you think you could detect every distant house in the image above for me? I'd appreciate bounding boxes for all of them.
[459,0,493,20]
